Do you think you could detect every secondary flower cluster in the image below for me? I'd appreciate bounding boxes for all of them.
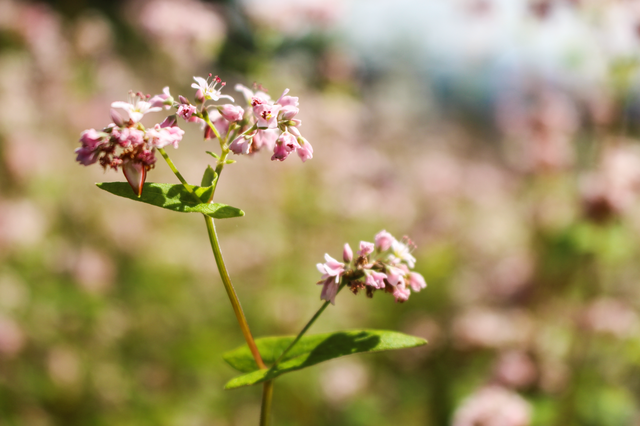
[75,91,184,196]
[316,230,426,304]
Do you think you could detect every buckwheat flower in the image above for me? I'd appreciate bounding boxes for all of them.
[111,92,162,123]
[385,265,406,288]
[254,103,281,129]
[343,243,353,263]
[146,124,185,149]
[317,254,345,305]
[375,230,395,251]
[191,75,234,102]
[235,83,270,105]
[276,88,300,120]
[408,272,427,292]
[452,386,531,426]
[364,270,387,289]
[390,239,416,268]
[229,135,252,155]
[357,241,374,257]
[112,127,145,148]
[177,103,197,120]
[149,86,174,109]
[317,254,345,281]
[392,283,411,303]
[296,137,314,162]
[79,129,109,151]
[253,129,278,151]
[271,132,297,161]
[218,104,244,122]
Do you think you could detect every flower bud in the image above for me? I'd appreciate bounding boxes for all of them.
[159,115,178,128]
[122,159,147,197]
[343,243,353,263]
[110,108,124,127]
[218,104,245,122]
[178,95,190,105]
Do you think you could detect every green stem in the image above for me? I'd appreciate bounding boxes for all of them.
[259,380,274,426]
[273,282,347,367]
[204,215,266,369]
[159,147,265,370]
[157,148,201,204]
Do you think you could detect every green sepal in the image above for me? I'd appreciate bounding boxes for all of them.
[223,330,426,389]
[96,182,244,219]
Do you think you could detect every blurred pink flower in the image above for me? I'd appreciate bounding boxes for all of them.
[452,386,531,426]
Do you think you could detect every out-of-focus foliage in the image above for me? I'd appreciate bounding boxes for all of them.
[1,0,640,425]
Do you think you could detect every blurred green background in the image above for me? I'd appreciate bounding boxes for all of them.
[2,0,640,424]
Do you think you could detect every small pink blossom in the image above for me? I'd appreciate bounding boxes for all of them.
[218,104,245,122]
[235,84,270,105]
[276,88,299,107]
[392,284,411,303]
[271,132,297,161]
[229,136,252,155]
[385,266,405,287]
[254,103,281,128]
[191,75,234,102]
[316,253,345,282]
[149,86,173,109]
[319,277,339,305]
[358,241,374,257]
[177,104,197,120]
[111,92,162,123]
[408,272,426,292]
[390,239,416,268]
[147,124,185,149]
[253,129,279,151]
[364,270,387,289]
[343,243,353,263]
[79,129,108,151]
[296,137,313,162]
[375,230,395,251]
[112,127,145,148]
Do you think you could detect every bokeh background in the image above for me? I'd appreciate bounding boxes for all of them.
[2,0,640,425]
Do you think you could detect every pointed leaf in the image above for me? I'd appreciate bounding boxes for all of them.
[223,330,426,389]
[206,151,219,159]
[97,182,244,219]
[201,165,216,187]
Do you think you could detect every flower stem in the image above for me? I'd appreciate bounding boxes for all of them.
[157,147,201,204]
[259,380,274,426]
[273,282,347,367]
[159,147,265,370]
[204,215,266,369]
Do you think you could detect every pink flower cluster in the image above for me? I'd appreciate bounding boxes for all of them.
[316,230,426,304]
[228,84,313,162]
[75,90,184,195]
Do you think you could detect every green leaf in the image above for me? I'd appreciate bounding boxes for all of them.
[206,151,219,159]
[223,330,426,389]
[225,159,236,164]
[97,182,244,219]
[201,165,216,187]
